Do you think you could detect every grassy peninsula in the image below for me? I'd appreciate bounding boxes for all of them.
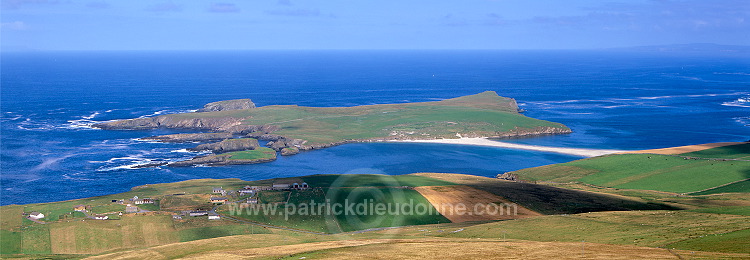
[94,92,570,166]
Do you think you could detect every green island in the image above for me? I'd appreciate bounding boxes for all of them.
[2,143,748,259]
[94,91,571,166]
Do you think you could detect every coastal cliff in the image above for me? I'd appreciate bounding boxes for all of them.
[95,116,243,131]
[141,133,234,142]
[93,92,572,166]
[95,116,278,134]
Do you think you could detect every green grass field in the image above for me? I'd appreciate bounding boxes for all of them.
[226,147,277,160]
[0,230,22,254]
[679,143,750,159]
[88,204,126,214]
[691,179,750,195]
[667,228,750,253]
[511,153,750,194]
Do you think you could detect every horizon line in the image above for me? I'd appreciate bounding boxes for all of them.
[3,43,748,53]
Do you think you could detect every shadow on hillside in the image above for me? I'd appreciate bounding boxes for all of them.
[464,180,680,215]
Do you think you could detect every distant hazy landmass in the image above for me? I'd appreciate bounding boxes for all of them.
[611,43,750,54]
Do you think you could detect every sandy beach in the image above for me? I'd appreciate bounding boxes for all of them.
[394,138,628,157]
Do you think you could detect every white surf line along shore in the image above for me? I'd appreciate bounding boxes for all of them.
[394,138,627,157]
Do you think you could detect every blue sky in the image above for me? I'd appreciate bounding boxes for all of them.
[1,0,748,50]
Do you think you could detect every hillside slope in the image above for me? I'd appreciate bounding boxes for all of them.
[509,143,750,194]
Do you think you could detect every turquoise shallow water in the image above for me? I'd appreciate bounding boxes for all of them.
[1,50,748,205]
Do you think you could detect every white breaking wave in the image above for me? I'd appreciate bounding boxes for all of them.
[722,96,750,108]
[734,116,750,127]
[82,111,100,120]
[138,110,168,118]
[714,72,750,76]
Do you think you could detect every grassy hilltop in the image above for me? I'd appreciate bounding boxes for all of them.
[1,143,749,259]
[204,91,568,144]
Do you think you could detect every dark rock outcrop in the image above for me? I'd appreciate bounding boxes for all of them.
[267,138,306,151]
[246,132,286,141]
[224,125,279,135]
[188,138,260,153]
[197,99,255,112]
[140,133,233,143]
[496,172,518,181]
[280,147,300,156]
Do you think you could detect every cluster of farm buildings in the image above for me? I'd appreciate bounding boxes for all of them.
[23,182,311,223]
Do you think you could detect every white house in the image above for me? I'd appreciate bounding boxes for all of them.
[133,198,154,205]
[238,189,254,195]
[208,214,221,220]
[93,215,109,220]
[28,212,44,219]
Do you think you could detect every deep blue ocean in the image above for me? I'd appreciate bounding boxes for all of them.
[1,50,749,205]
